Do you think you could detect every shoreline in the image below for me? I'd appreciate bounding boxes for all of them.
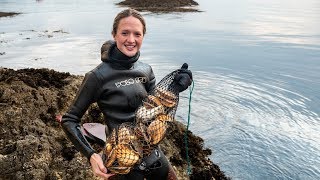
[0,0,201,15]
[0,67,229,179]
[116,0,201,13]
[0,1,222,179]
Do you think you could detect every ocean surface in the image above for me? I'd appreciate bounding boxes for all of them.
[1,0,319,179]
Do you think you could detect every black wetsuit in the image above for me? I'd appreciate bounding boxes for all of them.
[61,41,172,179]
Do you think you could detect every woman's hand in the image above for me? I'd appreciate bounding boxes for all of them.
[90,153,115,179]
[174,63,193,92]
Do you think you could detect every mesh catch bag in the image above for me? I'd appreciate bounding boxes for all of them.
[103,70,181,174]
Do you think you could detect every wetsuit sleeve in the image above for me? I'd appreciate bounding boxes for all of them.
[146,68,156,93]
[61,71,100,159]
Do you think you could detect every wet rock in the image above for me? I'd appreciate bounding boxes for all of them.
[0,12,20,18]
[117,0,201,13]
[0,68,229,179]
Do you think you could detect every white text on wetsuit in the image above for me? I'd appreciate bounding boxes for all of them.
[115,77,147,88]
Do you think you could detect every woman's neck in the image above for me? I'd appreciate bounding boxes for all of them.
[108,45,140,69]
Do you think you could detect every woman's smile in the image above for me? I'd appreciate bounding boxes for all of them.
[113,16,144,57]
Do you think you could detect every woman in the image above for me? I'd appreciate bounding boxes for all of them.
[61,8,192,180]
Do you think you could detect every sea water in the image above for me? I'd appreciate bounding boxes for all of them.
[0,0,319,179]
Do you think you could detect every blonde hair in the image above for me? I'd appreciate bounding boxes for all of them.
[112,8,146,36]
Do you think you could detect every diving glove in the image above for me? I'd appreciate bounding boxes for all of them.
[174,63,193,92]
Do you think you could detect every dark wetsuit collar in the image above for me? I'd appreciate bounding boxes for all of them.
[109,45,139,69]
[101,41,139,70]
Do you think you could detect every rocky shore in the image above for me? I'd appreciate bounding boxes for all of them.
[0,68,229,179]
[116,0,201,12]
[0,1,227,179]
[0,12,20,18]
[0,0,201,17]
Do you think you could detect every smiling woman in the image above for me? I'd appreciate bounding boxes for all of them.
[112,13,145,57]
[1,0,320,179]
[60,8,193,180]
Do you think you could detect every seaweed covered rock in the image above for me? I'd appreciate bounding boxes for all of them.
[0,68,228,179]
[0,12,20,18]
[117,0,201,13]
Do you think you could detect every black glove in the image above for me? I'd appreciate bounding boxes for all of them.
[174,63,193,92]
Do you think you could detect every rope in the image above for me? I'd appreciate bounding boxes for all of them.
[185,81,194,175]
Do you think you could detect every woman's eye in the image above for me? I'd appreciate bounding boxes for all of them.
[135,33,141,37]
[121,32,128,36]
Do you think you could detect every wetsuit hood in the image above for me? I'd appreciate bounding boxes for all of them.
[101,40,140,69]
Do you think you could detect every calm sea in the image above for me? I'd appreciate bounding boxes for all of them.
[1,0,319,179]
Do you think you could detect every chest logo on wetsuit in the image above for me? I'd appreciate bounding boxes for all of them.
[115,77,147,88]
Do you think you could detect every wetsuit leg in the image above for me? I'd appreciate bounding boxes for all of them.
[145,149,177,180]
[110,169,145,180]
[110,149,178,180]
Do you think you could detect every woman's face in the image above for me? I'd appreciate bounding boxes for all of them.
[113,16,144,57]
